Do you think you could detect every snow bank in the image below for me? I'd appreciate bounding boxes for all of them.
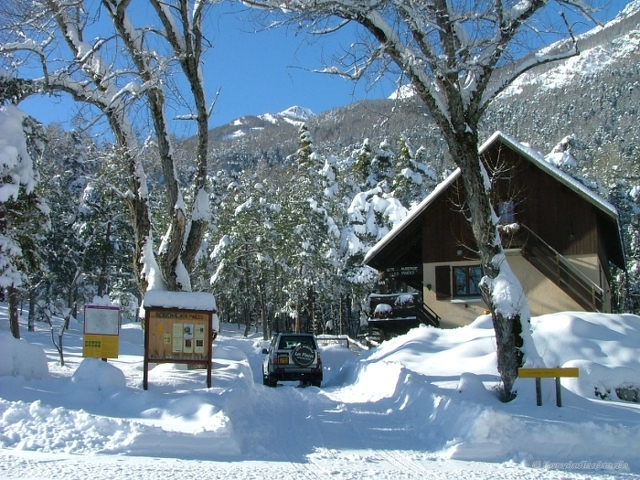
[0,332,47,379]
[71,358,126,391]
[2,310,640,474]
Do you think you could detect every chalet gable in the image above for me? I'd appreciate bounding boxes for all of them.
[364,131,625,272]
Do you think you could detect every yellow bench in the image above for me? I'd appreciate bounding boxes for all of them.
[518,367,579,407]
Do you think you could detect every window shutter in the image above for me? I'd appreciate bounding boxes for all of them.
[435,265,451,300]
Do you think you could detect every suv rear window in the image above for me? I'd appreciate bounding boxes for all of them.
[278,336,315,349]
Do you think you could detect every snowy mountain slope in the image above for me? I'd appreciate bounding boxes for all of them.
[201,7,640,174]
[207,105,314,143]
[385,2,640,102]
[499,1,640,98]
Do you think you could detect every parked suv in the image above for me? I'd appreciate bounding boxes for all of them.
[262,333,323,387]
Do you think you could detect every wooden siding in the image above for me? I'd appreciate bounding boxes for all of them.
[422,184,477,263]
[483,144,601,258]
[419,142,604,265]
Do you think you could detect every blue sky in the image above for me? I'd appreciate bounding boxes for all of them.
[18,0,632,135]
[19,2,393,136]
[200,4,395,127]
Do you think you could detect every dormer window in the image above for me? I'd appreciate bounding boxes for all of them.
[497,201,515,224]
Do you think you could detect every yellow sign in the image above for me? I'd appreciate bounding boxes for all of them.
[518,368,579,378]
[83,305,120,359]
[83,334,119,358]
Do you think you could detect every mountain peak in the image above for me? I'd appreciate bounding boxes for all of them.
[256,106,315,128]
[210,106,315,143]
[278,106,315,121]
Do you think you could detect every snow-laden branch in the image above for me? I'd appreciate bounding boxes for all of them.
[151,0,187,53]
[480,37,579,110]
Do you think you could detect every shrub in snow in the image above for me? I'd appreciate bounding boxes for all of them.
[0,332,48,379]
[615,385,639,403]
[71,358,126,391]
[374,303,392,318]
[562,359,640,403]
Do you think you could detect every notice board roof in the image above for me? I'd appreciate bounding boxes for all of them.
[143,291,217,312]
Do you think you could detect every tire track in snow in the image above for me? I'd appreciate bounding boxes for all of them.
[281,384,330,479]
[377,449,429,478]
[258,382,356,478]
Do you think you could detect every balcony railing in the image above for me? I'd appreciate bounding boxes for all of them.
[369,292,440,327]
[501,224,604,312]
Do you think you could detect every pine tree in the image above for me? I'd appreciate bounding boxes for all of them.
[351,139,375,187]
[0,106,48,338]
[392,136,435,208]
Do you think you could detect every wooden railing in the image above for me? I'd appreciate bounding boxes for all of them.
[513,224,604,312]
[369,292,441,327]
[420,301,441,327]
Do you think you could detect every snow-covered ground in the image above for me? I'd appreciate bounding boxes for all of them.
[2,306,640,479]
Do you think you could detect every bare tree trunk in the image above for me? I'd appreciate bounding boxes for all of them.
[448,132,526,397]
[9,286,20,339]
[28,286,36,332]
[308,287,316,335]
[259,276,268,340]
[155,0,211,277]
[243,306,251,337]
[44,309,65,367]
[346,295,352,337]
[294,301,301,333]
[103,0,186,291]
[97,221,112,297]
[339,294,344,335]
[125,178,152,297]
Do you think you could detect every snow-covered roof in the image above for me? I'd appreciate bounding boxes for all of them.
[143,290,217,311]
[364,131,621,266]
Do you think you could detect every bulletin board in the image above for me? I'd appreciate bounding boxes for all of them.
[142,292,216,390]
[146,309,211,361]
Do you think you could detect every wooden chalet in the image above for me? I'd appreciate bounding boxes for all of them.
[364,131,626,334]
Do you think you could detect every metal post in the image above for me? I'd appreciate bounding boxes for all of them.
[555,376,562,407]
[143,310,150,391]
[535,377,542,406]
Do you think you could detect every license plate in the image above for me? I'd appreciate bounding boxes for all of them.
[278,356,289,365]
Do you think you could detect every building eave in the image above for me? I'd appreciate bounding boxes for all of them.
[363,168,461,267]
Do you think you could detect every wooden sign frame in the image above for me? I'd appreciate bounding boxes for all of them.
[142,292,216,390]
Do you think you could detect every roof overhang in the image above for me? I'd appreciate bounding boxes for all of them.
[364,131,626,271]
